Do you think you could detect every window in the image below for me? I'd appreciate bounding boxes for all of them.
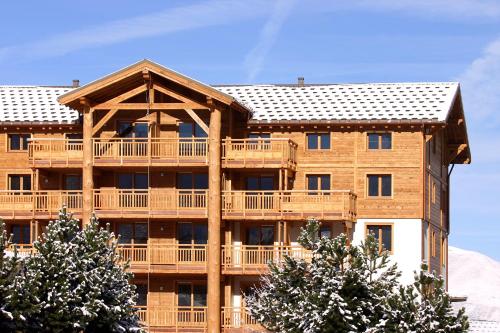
[177,283,207,307]
[245,176,274,191]
[366,224,392,253]
[367,175,392,197]
[319,225,331,238]
[307,174,331,194]
[247,225,274,246]
[368,133,392,150]
[248,133,271,150]
[9,175,31,192]
[177,173,208,190]
[307,133,330,150]
[8,134,30,151]
[118,173,148,189]
[431,230,437,257]
[177,223,208,245]
[432,182,437,204]
[11,224,30,244]
[118,121,148,138]
[63,175,82,191]
[117,223,148,245]
[179,122,207,138]
[135,284,148,306]
[441,237,446,267]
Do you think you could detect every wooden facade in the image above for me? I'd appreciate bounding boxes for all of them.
[1,60,470,333]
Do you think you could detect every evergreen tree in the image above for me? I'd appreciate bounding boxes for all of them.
[382,265,469,332]
[16,207,143,333]
[0,221,19,330]
[246,219,468,333]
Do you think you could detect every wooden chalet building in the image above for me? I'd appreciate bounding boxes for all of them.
[0,60,470,332]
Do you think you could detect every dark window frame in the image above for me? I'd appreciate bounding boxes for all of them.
[8,133,31,151]
[366,224,393,254]
[306,133,331,150]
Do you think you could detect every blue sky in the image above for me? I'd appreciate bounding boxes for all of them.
[0,0,499,259]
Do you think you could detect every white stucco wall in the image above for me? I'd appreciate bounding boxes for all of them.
[352,218,423,286]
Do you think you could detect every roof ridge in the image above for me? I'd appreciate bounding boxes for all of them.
[212,82,459,87]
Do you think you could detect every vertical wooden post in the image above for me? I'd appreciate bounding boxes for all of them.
[207,99,221,333]
[82,99,94,226]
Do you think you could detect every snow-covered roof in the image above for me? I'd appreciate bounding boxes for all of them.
[0,82,460,124]
[216,82,459,122]
[0,86,79,124]
[469,320,500,332]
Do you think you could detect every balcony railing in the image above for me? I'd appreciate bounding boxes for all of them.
[138,306,207,328]
[0,191,83,219]
[221,307,263,330]
[29,138,83,167]
[117,244,207,272]
[222,138,297,169]
[8,244,34,256]
[93,189,208,218]
[222,190,357,221]
[93,138,209,166]
[221,245,312,273]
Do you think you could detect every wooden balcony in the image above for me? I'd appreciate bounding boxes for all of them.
[0,191,83,219]
[221,245,311,274]
[222,190,357,221]
[117,244,207,273]
[221,307,265,331]
[29,138,83,167]
[222,138,297,169]
[8,244,34,256]
[138,306,207,329]
[93,138,208,167]
[93,189,208,219]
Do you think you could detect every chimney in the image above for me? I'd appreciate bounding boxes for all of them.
[72,79,80,88]
[297,77,304,86]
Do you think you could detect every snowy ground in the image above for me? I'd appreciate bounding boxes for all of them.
[448,246,500,321]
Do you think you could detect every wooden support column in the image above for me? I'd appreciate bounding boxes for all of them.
[82,99,94,225]
[207,99,222,333]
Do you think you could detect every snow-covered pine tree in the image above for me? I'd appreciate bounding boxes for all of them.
[0,220,20,331]
[246,219,400,333]
[382,264,469,333]
[17,207,143,333]
[246,219,469,333]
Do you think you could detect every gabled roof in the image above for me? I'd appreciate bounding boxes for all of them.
[215,82,459,122]
[58,59,245,111]
[0,86,78,124]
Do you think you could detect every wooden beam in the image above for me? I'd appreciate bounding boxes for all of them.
[82,106,94,225]
[93,84,148,109]
[93,102,203,110]
[447,143,467,164]
[92,109,119,136]
[207,99,221,333]
[185,109,209,134]
[153,83,208,109]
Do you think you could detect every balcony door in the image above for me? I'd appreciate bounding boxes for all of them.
[118,173,148,207]
[177,282,207,324]
[248,133,271,150]
[245,225,275,266]
[11,224,30,245]
[245,176,274,209]
[117,222,148,245]
[179,122,207,156]
[177,173,208,208]
[177,222,207,262]
[118,121,148,156]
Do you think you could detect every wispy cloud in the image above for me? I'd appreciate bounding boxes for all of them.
[244,0,298,82]
[0,0,270,63]
[324,0,500,20]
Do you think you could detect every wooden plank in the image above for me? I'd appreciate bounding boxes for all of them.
[92,109,118,136]
[185,109,209,134]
